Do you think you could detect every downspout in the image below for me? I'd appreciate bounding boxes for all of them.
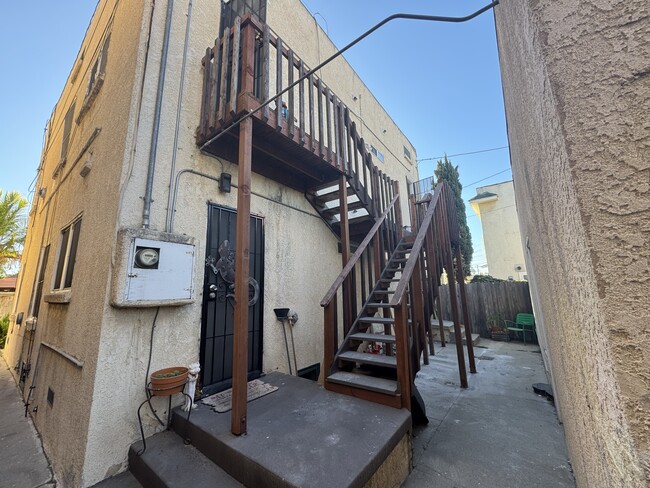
[142,0,175,229]
[165,0,193,233]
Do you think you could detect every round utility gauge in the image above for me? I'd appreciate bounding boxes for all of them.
[135,247,160,268]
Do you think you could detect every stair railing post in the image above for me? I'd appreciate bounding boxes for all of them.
[441,186,468,388]
[412,250,429,366]
[409,194,417,234]
[339,175,353,335]
[236,19,257,114]
[394,297,412,411]
[324,299,336,376]
[455,245,477,373]
[393,181,403,240]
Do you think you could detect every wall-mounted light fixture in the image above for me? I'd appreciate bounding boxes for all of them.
[219,172,232,193]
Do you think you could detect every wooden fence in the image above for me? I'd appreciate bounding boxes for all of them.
[438,281,533,338]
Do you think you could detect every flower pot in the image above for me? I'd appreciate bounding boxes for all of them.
[149,367,189,396]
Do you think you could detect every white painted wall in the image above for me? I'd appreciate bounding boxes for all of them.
[469,180,527,280]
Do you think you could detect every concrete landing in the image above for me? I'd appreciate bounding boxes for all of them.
[169,372,411,488]
[404,339,575,488]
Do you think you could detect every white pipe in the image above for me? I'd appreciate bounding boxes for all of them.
[142,0,175,229]
[165,0,193,233]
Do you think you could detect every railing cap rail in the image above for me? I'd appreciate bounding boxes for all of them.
[320,194,399,307]
[389,182,445,306]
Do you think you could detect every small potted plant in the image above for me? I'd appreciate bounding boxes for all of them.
[149,367,189,396]
[487,313,508,341]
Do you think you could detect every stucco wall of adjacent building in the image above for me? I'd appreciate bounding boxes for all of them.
[495,0,649,486]
[469,180,527,280]
[80,0,419,485]
[0,292,14,316]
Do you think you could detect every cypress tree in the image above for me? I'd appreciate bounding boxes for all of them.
[434,156,473,276]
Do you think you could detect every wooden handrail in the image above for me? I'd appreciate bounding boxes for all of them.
[320,194,399,306]
[389,182,444,306]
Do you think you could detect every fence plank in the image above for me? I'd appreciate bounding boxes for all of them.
[438,281,533,339]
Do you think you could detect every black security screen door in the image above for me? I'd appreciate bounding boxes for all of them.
[200,205,264,396]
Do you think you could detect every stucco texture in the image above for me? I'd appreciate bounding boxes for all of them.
[495,0,649,486]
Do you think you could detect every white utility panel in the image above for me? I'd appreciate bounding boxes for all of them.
[125,238,194,302]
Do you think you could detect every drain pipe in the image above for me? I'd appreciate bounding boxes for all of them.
[142,0,175,229]
[165,0,193,233]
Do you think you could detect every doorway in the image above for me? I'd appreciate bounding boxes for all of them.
[200,204,264,396]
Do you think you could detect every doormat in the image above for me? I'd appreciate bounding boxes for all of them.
[201,380,278,413]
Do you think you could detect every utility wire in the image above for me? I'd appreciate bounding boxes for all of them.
[463,168,511,188]
[417,145,509,163]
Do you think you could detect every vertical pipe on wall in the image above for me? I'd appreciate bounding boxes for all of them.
[166,0,193,233]
[143,0,174,229]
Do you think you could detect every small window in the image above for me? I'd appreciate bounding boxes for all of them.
[53,219,82,291]
[29,245,50,317]
[403,146,412,160]
[60,102,76,161]
[369,145,385,163]
[87,34,110,97]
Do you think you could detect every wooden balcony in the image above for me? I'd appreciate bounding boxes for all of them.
[197,15,378,194]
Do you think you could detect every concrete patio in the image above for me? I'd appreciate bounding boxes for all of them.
[405,338,575,487]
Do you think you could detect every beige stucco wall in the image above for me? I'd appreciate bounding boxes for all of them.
[495,0,649,486]
[4,1,147,486]
[470,180,527,280]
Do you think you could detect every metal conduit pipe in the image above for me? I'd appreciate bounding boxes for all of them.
[170,169,221,233]
[165,0,193,233]
[142,0,175,229]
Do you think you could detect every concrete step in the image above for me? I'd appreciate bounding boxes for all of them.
[338,350,397,368]
[327,371,399,395]
[129,431,243,487]
[90,471,143,488]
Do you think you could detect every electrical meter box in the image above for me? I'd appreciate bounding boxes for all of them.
[112,229,196,307]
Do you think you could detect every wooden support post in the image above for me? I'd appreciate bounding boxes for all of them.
[261,25,270,121]
[339,175,352,335]
[394,299,412,411]
[412,252,429,366]
[229,17,241,118]
[324,300,336,376]
[231,116,253,435]
[393,181,403,241]
[441,190,467,388]
[275,38,283,131]
[455,245,477,374]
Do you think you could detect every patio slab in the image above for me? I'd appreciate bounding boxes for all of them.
[405,339,575,488]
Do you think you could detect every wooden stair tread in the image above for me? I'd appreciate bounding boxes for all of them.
[338,351,397,368]
[327,372,399,396]
[358,316,394,324]
[349,332,396,343]
[366,302,392,308]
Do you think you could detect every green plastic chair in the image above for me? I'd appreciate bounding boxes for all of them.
[504,313,536,344]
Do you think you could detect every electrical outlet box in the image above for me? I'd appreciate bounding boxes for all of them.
[112,229,196,308]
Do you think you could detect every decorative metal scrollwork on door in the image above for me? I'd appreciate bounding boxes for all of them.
[206,240,260,307]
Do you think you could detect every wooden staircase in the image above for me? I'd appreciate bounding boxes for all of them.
[321,182,479,412]
[326,240,414,406]
[195,14,477,419]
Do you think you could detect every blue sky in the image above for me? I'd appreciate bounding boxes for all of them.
[0,1,510,273]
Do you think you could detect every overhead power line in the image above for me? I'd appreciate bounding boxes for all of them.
[463,168,512,188]
[417,145,510,164]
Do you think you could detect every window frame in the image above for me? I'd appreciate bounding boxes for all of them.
[52,217,82,291]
